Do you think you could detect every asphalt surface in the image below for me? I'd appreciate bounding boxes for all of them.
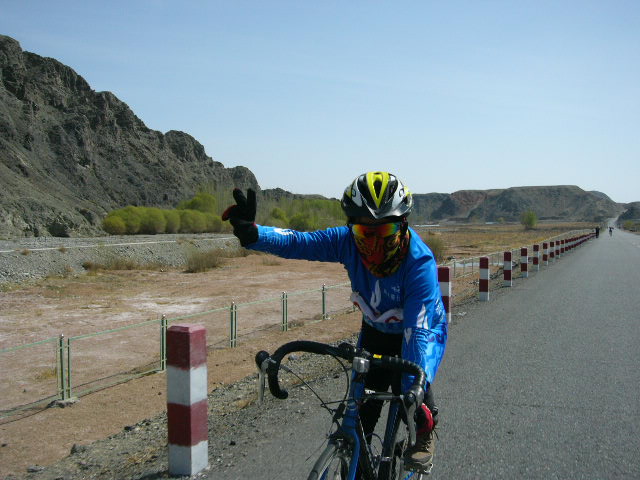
[213,228,640,479]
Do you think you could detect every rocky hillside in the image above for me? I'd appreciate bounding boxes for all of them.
[0,35,258,237]
[411,185,624,224]
[618,202,640,222]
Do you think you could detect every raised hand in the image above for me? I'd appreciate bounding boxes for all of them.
[222,188,258,246]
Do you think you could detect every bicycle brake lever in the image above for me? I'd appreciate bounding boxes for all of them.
[405,401,418,446]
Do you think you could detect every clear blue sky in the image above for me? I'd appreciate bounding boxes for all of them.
[2,1,639,203]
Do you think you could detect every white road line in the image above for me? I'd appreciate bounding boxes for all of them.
[0,236,237,254]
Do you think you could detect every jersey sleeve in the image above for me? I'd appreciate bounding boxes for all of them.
[400,253,448,391]
[246,225,351,263]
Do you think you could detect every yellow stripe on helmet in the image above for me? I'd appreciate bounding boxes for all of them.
[365,171,390,209]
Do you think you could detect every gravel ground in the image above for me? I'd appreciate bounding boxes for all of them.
[8,339,357,480]
[0,233,239,286]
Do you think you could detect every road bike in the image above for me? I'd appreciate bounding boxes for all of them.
[255,340,430,480]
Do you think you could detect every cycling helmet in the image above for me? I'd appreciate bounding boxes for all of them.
[341,171,413,220]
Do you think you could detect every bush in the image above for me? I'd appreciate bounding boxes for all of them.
[139,207,167,234]
[178,192,217,214]
[119,206,144,234]
[163,209,181,233]
[271,207,288,222]
[520,210,538,230]
[421,232,447,263]
[179,209,207,233]
[102,215,127,235]
[289,213,313,231]
[204,214,223,232]
[185,248,226,273]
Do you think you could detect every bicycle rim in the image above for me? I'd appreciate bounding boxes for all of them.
[308,441,351,480]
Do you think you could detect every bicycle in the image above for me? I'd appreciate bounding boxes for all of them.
[255,340,431,480]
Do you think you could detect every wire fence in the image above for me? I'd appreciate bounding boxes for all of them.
[0,281,353,419]
[440,229,593,278]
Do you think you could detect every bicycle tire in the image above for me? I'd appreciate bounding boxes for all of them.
[307,440,351,480]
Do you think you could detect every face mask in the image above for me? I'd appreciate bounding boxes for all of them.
[351,221,409,277]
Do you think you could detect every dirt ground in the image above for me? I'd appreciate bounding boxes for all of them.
[0,255,361,478]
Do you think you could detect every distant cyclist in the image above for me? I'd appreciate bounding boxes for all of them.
[223,171,447,474]
[609,226,614,236]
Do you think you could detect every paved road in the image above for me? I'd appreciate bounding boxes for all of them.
[210,229,640,479]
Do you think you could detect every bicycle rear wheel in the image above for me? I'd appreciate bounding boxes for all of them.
[308,439,352,480]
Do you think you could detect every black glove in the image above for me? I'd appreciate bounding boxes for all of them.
[222,188,259,246]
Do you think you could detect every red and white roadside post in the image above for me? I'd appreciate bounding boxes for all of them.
[543,242,549,266]
[533,244,540,271]
[555,240,560,259]
[479,256,490,302]
[503,251,512,287]
[549,241,555,262]
[167,324,209,476]
[438,266,452,324]
[520,247,528,278]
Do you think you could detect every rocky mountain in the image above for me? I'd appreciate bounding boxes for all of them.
[618,202,640,222]
[0,35,258,237]
[411,185,625,224]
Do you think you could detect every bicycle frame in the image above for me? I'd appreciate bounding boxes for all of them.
[256,341,426,480]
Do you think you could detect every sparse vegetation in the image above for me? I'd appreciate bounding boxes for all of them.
[184,249,226,273]
[520,210,538,230]
[622,220,640,232]
[420,232,446,263]
[82,258,164,273]
[261,254,283,266]
[184,247,249,272]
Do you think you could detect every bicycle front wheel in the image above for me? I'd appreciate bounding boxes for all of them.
[308,440,352,480]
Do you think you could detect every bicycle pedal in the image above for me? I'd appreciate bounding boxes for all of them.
[404,462,433,477]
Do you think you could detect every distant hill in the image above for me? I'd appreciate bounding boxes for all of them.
[411,186,624,225]
[0,35,632,237]
[618,202,640,222]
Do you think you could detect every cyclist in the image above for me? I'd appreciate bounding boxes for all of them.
[222,171,447,473]
[609,226,614,236]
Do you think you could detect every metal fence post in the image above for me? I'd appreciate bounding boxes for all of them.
[160,314,168,371]
[58,334,67,400]
[281,292,288,331]
[322,284,327,320]
[229,303,237,347]
[66,337,72,399]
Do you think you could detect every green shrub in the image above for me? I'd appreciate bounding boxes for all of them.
[139,207,167,234]
[289,213,313,231]
[520,210,538,230]
[163,209,181,233]
[119,206,144,234]
[271,207,288,222]
[178,192,217,214]
[102,215,127,235]
[204,214,223,232]
[179,209,207,233]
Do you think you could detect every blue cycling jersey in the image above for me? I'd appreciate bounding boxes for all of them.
[247,225,447,390]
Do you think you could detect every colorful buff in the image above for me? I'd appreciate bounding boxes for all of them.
[351,221,410,277]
